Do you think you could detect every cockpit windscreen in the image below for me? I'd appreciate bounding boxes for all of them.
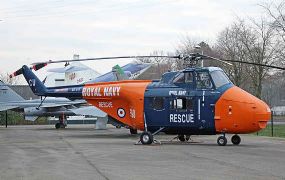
[210,70,231,88]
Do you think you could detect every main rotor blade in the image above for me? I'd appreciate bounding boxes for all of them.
[202,54,285,71]
[202,55,233,66]
[31,56,179,65]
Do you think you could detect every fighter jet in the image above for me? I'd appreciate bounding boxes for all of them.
[0,80,107,128]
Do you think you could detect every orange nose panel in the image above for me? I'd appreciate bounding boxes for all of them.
[215,86,271,134]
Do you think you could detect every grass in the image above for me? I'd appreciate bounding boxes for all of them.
[257,125,285,138]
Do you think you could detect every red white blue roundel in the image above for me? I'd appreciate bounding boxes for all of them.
[117,108,126,118]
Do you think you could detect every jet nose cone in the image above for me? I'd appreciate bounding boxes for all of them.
[215,86,271,134]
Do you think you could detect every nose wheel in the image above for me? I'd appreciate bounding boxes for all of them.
[217,134,241,146]
[231,134,241,145]
[217,135,227,146]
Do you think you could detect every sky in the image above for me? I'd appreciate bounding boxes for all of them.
[0,0,278,83]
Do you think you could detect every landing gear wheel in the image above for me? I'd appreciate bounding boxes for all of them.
[217,136,227,146]
[55,123,66,129]
[130,128,138,135]
[55,123,61,129]
[178,134,185,142]
[231,134,241,145]
[185,135,191,141]
[140,131,153,145]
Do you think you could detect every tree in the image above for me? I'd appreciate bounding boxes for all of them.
[137,50,173,79]
[238,18,276,98]
[215,21,248,87]
[261,1,285,66]
[0,73,19,85]
[216,18,277,99]
[175,36,218,69]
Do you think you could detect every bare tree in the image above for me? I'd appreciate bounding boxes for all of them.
[260,1,285,65]
[238,18,276,98]
[215,17,277,99]
[215,21,248,87]
[0,73,19,85]
[137,50,173,79]
[175,36,218,69]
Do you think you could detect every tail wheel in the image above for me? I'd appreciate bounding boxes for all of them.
[130,128,138,135]
[140,131,153,145]
[178,134,185,142]
[231,135,241,145]
[217,136,227,146]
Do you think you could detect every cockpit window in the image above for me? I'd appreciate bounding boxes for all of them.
[185,72,193,83]
[210,70,231,88]
[172,72,193,84]
[196,71,213,89]
[172,73,185,83]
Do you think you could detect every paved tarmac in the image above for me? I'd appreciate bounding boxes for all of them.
[0,125,285,180]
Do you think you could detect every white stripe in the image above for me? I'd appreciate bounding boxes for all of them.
[198,99,200,120]
[202,91,205,107]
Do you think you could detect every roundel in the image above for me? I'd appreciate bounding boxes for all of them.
[117,108,126,118]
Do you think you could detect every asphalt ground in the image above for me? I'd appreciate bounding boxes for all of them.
[0,125,285,180]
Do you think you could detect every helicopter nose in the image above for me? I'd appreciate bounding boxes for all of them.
[215,86,271,134]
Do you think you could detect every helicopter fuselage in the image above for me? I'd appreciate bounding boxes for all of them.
[82,67,271,135]
[22,65,271,136]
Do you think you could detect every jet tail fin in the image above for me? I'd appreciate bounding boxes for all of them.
[0,80,25,102]
[112,64,130,81]
[21,65,47,96]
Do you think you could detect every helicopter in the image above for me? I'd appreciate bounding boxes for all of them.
[15,53,285,146]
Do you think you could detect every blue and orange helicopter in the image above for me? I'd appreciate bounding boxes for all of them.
[13,53,285,146]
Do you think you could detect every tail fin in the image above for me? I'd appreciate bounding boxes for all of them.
[0,80,25,102]
[112,64,130,81]
[21,65,47,96]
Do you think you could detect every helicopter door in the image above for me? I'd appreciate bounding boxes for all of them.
[144,96,168,131]
[194,71,216,133]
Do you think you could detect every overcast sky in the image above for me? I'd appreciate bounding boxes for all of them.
[0,0,279,83]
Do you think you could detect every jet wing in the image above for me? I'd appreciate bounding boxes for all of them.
[0,105,19,111]
[70,106,107,117]
[40,99,87,108]
[41,103,82,108]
